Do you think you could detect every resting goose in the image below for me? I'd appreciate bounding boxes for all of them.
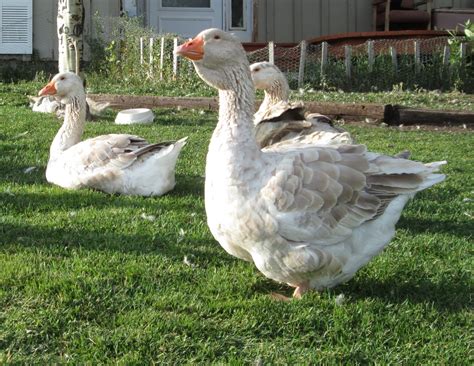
[250,62,411,159]
[39,72,187,196]
[177,29,446,298]
[250,61,352,148]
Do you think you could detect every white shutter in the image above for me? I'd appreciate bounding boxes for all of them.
[0,0,32,54]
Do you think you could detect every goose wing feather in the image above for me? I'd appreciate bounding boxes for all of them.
[255,100,305,124]
[60,134,178,187]
[255,102,353,148]
[66,134,148,171]
[261,144,443,246]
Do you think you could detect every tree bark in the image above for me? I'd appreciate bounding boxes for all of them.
[57,0,84,73]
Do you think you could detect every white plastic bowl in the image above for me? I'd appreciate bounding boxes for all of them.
[115,108,154,125]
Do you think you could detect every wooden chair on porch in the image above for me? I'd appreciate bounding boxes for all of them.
[373,0,433,31]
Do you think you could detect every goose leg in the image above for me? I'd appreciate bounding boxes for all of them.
[292,281,310,299]
[269,281,310,301]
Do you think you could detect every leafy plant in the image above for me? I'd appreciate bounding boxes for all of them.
[446,19,474,91]
[448,19,474,63]
[85,14,213,97]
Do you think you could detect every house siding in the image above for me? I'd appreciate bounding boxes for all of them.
[434,0,474,7]
[254,0,474,42]
[31,0,121,60]
[255,0,372,42]
[3,0,473,59]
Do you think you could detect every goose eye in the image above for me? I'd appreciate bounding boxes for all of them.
[214,35,220,40]
[60,76,65,80]
[254,68,260,72]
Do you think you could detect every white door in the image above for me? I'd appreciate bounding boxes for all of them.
[224,0,253,42]
[148,0,223,39]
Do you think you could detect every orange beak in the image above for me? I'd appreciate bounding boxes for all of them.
[38,81,57,96]
[176,36,204,61]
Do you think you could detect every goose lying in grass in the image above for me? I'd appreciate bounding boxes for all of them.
[177,28,446,299]
[29,95,110,121]
[39,72,187,196]
[250,61,353,148]
[250,62,411,159]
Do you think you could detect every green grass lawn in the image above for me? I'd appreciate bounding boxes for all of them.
[0,86,472,364]
[3,75,473,112]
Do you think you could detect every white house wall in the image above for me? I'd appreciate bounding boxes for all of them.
[30,0,120,61]
[33,0,57,59]
[256,0,372,42]
[5,0,474,59]
[255,0,474,42]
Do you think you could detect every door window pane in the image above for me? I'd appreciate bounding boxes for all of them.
[162,0,210,7]
[231,0,244,29]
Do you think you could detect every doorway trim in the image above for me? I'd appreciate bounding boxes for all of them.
[223,0,253,42]
[146,0,253,42]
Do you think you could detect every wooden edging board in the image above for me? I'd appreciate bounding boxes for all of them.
[87,94,384,121]
[88,94,219,110]
[384,105,474,125]
[87,94,473,125]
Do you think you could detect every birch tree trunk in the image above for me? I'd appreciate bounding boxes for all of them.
[57,0,84,73]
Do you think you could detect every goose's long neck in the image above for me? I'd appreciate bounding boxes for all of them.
[50,94,86,158]
[216,65,259,144]
[258,76,290,116]
[208,64,262,176]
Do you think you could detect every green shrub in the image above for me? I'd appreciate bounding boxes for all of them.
[302,44,472,93]
[0,50,56,83]
[85,16,472,95]
[85,14,213,96]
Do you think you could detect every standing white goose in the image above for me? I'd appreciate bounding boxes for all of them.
[177,29,446,298]
[250,61,353,148]
[39,72,187,196]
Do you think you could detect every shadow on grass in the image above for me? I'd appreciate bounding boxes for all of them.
[0,192,194,215]
[0,173,204,207]
[174,174,204,196]
[346,274,471,313]
[2,209,469,313]
[0,220,233,264]
[250,269,470,313]
[250,276,295,299]
[397,216,472,238]
[0,169,46,186]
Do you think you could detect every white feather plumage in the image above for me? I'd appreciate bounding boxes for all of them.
[180,29,447,297]
[40,72,187,196]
